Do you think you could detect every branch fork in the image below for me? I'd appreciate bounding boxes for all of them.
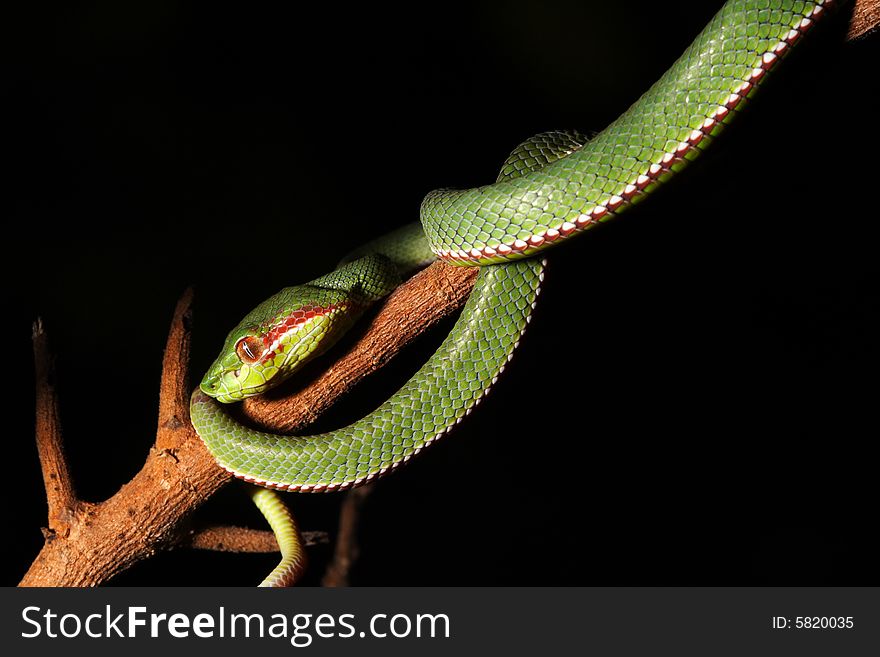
[20,263,476,586]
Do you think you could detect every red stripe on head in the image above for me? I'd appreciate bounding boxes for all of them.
[259,303,345,361]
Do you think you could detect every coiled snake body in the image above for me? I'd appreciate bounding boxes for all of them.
[190,0,838,585]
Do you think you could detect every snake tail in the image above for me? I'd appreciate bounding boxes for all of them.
[249,487,307,587]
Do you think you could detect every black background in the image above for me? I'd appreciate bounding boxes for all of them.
[7,1,879,585]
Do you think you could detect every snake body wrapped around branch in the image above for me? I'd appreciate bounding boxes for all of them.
[189,0,840,583]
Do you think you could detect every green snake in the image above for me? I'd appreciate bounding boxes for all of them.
[189,0,838,584]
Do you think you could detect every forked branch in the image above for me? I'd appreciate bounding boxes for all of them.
[19,263,477,586]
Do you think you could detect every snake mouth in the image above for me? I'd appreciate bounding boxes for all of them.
[199,371,246,403]
[200,367,272,403]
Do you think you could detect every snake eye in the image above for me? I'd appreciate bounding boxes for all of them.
[235,336,263,364]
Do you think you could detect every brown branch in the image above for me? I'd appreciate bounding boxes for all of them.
[183,526,328,552]
[156,288,194,452]
[322,486,373,587]
[850,0,880,40]
[32,319,79,535]
[19,262,477,586]
[20,292,228,586]
[241,264,478,431]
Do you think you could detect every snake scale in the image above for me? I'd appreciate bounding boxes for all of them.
[189,0,839,584]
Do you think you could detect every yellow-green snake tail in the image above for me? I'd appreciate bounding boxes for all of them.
[249,487,307,587]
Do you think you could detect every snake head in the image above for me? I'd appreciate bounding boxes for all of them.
[200,284,358,403]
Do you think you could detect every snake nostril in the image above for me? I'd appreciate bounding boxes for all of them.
[200,375,220,393]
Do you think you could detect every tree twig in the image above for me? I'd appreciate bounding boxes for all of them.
[322,486,373,587]
[183,526,328,552]
[850,0,880,40]
[156,288,194,452]
[32,319,80,536]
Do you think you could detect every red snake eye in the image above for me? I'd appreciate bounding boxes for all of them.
[235,336,263,364]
